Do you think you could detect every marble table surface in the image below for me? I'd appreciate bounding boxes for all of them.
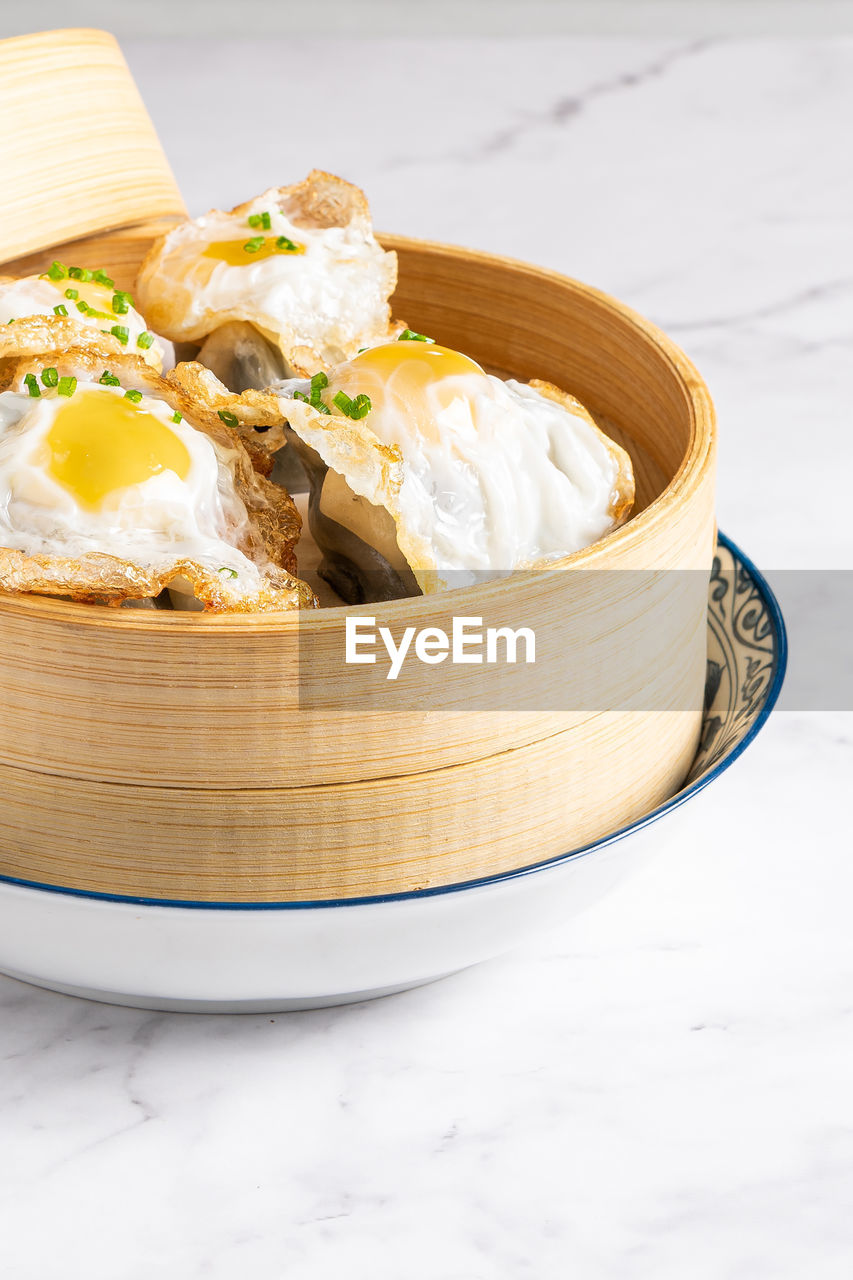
[1,35,851,1279]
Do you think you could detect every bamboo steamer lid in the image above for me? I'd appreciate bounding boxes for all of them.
[0,28,186,264]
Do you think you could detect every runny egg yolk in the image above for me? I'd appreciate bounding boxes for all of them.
[330,341,489,426]
[47,277,117,319]
[46,390,191,509]
[202,236,305,266]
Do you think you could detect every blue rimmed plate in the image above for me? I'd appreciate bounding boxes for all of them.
[0,532,785,1011]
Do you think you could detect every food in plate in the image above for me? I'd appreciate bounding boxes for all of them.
[0,334,315,613]
[0,263,166,370]
[135,171,398,390]
[277,334,635,601]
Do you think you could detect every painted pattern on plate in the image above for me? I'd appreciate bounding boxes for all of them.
[685,541,780,786]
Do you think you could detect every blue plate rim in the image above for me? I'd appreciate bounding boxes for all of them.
[0,530,787,912]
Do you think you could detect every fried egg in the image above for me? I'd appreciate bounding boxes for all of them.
[135,171,398,378]
[0,265,165,369]
[280,338,635,595]
[0,350,315,612]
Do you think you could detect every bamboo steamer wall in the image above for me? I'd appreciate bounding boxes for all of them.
[0,31,716,901]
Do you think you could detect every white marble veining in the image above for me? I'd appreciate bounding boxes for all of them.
[1,34,851,1279]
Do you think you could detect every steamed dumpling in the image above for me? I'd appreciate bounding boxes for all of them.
[0,337,315,612]
[0,264,166,369]
[279,337,635,599]
[135,171,399,379]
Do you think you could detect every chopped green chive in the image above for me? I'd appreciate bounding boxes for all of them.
[112,291,132,315]
[124,389,143,403]
[293,372,334,414]
[64,288,79,300]
[332,390,372,420]
[99,370,121,386]
[171,411,182,424]
[275,235,299,252]
[86,309,114,321]
[41,367,59,387]
[57,376,77,397]
[93,269,115,289]
[243,236,265,254]
[293,389,330,414]
[68,266,93,282]
[136,331,154,350]
[304,371,331,412]
[110,325,129,345]
[53,304,68,316]
[76,300,90,314]
[398,329,434,343]
[46,261,68,281]
[311,372,332,413]
[218,409,239,427]
[218,567,238,578]
[24,373,41,398]
[248,211,272,230]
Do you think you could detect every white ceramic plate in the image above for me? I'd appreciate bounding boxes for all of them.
[0,533,785,1011]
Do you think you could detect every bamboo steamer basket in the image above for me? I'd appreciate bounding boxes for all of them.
[0,31,716,902]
